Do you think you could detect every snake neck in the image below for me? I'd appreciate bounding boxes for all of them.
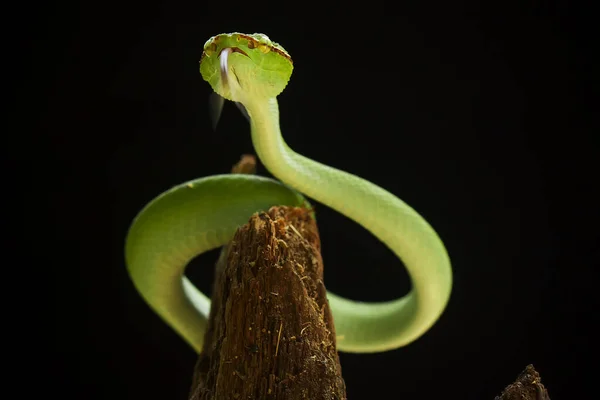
[243,97,320,199]
[245,97,291,177]
[244,97,334,199]
[243,96,376,216]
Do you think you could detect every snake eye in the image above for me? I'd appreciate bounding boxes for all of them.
[204,42,217,56]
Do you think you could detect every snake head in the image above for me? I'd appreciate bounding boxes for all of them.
[199,33,293,102]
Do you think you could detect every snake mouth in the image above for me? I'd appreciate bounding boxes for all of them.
[219,47,250,89]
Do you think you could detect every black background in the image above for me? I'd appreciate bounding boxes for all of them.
[25,3,595,400]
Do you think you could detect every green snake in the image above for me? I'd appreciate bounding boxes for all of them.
[125,32,452,354]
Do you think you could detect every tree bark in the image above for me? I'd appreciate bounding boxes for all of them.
[188,155,347,400]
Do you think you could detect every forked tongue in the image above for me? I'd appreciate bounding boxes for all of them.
[209,48,250,130]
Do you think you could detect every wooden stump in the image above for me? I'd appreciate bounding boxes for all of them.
[188,156,346,400]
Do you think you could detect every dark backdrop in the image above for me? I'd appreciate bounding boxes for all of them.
[29,4,594,400]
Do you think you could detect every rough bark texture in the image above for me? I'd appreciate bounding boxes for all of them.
[188,156,346,400]
[494,365,550,400]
